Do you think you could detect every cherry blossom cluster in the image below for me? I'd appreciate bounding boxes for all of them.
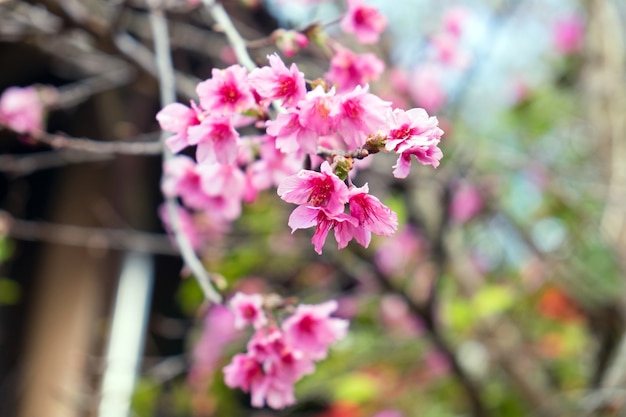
[157,50,443,254]
[223,292,348,409]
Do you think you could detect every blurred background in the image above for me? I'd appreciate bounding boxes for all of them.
[1,0,626,416]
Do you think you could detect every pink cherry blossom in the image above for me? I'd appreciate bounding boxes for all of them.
[189,304,239,385]
[340,0,387,44]
[336,84,391,149]
[392,146,443,178]
[249,54,306,108]
[229,292,268,330]
[287,205,359,254]
[247,328,314,382]
[266,111,318,155]
[297,86,339,136]
[247,135,302,192]
[223,297,349,409]
[274,29,309,57]
[156,101,202,153]
[161,155,211,209]
[196,65,255,114]
[553,15,584,55]
[0,86,44,134]
[225,328,309,409]
[187,114,240,165]
[158,204,227,252]
[325,48,385,92]
[385,108,444,178]
[198,162,245,221]
[443,6,469,38]
[347,183,398,238]
[223,353,264,393]
[251,374,297,409]
[282,300,348,360]
[277,161,349,214]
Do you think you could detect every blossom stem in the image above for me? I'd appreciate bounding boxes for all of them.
[316,145,374,161]
[149,5,222,304]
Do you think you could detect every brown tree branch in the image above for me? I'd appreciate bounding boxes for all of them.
[28,131,163,155]
[333,249,491,417]
[1,211,177,255]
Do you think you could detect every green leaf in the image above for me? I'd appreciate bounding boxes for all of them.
[0,238,14,264]
[445,299,475,332]
[0,278,21,305]
[333,372,379,404]
[131,378,160,417]
[176,278,204,315]
[473,286,515,319]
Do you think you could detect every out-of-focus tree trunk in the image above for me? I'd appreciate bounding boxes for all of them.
[582,0,626,393]
[17,165,112,417]
[585,0,626,254]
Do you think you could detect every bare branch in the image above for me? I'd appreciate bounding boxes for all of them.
[1,211,177,255]
[114,32,199,100]
[149,4,223,305]
[27,131,164,155]
[0,150,113,177]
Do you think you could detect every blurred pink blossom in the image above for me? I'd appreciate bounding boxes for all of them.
[449,181,484,224]
[223,296,348,409]
[443,6,469,38]
[431,32,470,70]
[189,304,240,384]
[379,294,422,337]
[553,15,584,55]
[0,86,44,134]
[229,292,268,330]
[274,29,309,57]
[247,135,302,193]
[424,348,451,378]
[375,226,424,277]
[325,48,385,92]
[340,0,387,44]
[187,114,240,165]
[158,204,227,252]
[409,64,447,114]
[156,101,201,153]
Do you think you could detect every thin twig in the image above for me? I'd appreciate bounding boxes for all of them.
[0,150,113,177]
[28,131,164,155]
[148,5,222,304]
[51,66,135,110]
[2,211,177,255]
[114,32,199,100]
